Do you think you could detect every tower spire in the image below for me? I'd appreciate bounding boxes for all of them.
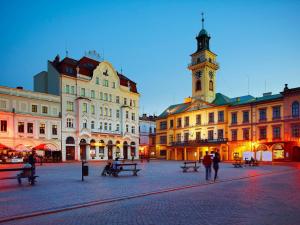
[201,12,204,29]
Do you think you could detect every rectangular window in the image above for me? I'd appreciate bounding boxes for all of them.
[184,133,189,142]
[116,109,120,118]
[112,82,116,88]
[100,107,103,116]
[0,120,7,132]
[27,123,33,134]
[177,118,182,128]
[184,116,189,127]
[18,122,24,133]
[105,108,108,116]
[104,122,108,130]
[259,108,267,121]
[169,119,174,129]
[109,108,112,117]
[42,106,48,114]
[243,129,250,140]
[100,92,103,100]
[0,100,7,109]
[104,93,108,101]
[109,123,112,131]
[217,129,224,139]
[116,124,120,131]
[100,122,103,130]
[52,125,57,135]
[116,96,120,103]
[124,98,127,105]
[81,88,85,97]
[196,131,201,140]
[130,99,133,106]
[32,105,38,113]
[218,111,224,122]
[103,80,109,87]
[231,112,237,124]
[91,121,95,129]
[132,113,135,121]
[109,94,112,102]
[231,129,238,141]
[67,101,74,112]
[66,85,70,94]
[91,90,95,99]
[259,127,267,140]
[160,121,167,130]
[39,123,45,134]
[273,127,281,139]
[91,105,95,114]
[273,106,281,119]
[96,77,100,85]
[209,112,214,123]
[208,130,214,140]
[126,124,129,133]
[71,86,75,94]
[67,118,74,128]
[160,135,167,144]
[82,103,88,113]
[243,111,249,123]
[168,135,174,144]
[131,126,135,134]
[292,125,300,137]
[126,111,129,119]
[196,114,201,125]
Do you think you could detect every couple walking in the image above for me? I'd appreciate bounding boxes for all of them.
[202,151,220,182]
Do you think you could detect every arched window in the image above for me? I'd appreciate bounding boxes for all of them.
[195,80,201,91]
[66,136,75,145]
[292,101,299,117]
[209,80,214,91]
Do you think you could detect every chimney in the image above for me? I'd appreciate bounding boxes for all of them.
[284,84,289,92]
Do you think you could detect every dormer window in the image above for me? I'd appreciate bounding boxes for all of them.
[65,66,74,74]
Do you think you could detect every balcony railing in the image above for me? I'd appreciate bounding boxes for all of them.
[170,138,228,147]
[188,59,219,68]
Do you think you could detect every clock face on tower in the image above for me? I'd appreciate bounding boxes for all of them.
[194,71,202,79]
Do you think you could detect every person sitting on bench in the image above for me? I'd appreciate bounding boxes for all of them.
[112,157,121,170]
[101,162,112,176]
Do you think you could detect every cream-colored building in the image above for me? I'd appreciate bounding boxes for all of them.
[34,52,140,161]
[0,86,61,161]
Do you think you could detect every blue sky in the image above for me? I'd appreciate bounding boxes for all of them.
[0,0,299,115]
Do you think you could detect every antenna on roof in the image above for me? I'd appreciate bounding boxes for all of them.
[65,40,68,57]
[201,12,205,29]
[264,80,267,92]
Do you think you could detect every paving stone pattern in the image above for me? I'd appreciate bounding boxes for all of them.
[0,161,299,225]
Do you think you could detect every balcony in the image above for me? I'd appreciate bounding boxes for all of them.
[188,59,219,69]
[170,138,228,147]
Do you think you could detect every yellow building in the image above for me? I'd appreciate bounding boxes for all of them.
[156,16,300,162]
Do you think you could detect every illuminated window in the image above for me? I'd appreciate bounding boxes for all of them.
[32,105,38,113]
[27,123,33,133]
[39,123,45,134]
[52,125,57,135]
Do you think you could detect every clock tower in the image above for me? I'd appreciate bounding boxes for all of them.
[188,14,219,103]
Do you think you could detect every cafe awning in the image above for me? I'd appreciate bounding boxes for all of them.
[0,143,12,150]
[32,144,60,151]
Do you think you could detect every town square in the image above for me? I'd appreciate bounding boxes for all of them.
[0,0,300,224]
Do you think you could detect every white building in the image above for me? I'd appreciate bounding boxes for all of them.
[0,86,61,161]
[139,114,156,158]
[34,54,140,161]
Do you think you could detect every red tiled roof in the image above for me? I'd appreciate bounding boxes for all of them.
[50,55,138,93]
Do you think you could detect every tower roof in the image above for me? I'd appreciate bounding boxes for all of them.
[198,28,208,37]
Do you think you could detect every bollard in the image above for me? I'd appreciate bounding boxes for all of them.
[81,160,89,181]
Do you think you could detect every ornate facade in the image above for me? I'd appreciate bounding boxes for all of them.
[156,18,300,162]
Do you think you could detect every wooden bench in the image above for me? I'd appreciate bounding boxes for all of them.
[233,160,243,168]
[0,167,38,185]
[111,163,141,177]
[181,161,200,172]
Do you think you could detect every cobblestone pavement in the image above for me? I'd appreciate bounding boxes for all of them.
[0,161,299,225]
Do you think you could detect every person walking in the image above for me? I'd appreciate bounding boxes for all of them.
[213,151,221,182]
[202,151,212,181]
